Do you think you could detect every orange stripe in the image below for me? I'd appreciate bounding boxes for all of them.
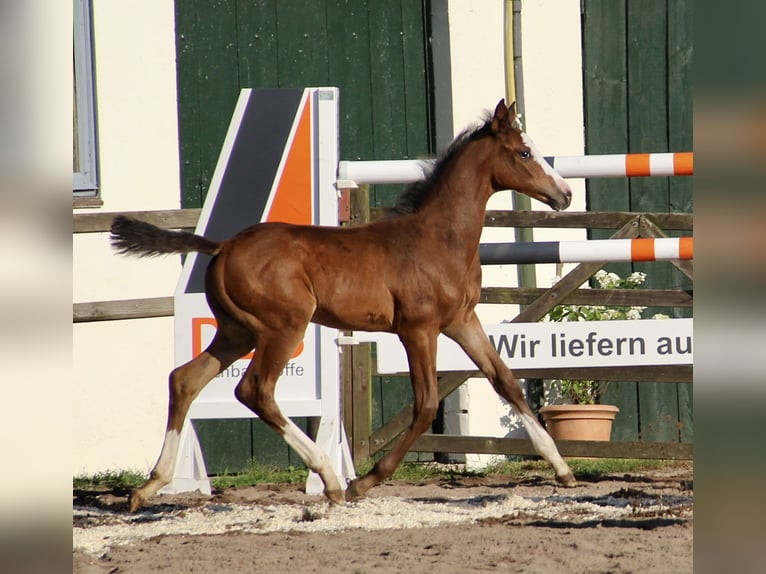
[625,154,651,176]
[678,237,694,259]
[631,238,656,261]
[673,152,694,175]
[192,317,303,360]
[267,98,313,225]
[192,317,217,358]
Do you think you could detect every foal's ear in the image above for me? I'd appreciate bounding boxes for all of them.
[491,99,510,133]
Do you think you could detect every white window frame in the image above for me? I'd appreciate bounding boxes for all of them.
[73,0,98,195]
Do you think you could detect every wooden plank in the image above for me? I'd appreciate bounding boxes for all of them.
[410,434,693,460]
[368,0,408,208]
[373,366,691,384]
[341,331,355,455]
[73,297,174,322]
[177,0,240,208]
[401,0,432,158]
[351,344,373,465]
[174,0,203,209]
[582,0,629,155]
[482,210,693,231]
[601,381,640,441]
[250,417,309,468]
[275,0,330,87]
[512,366,692,383]
[236,0,278,88]
[582,0,629,231]
[667,0,693,217]
[480,287,693,307]
[677,380,694,443]
[73,209,201,233]
[326,0,374,163]
[347,185,373,465]
[193,419,252,475]
[665,0,694,449]
[628,1,685,446]
[73,206,694,235]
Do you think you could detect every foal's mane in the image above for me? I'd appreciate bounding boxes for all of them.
[386,113,495,217]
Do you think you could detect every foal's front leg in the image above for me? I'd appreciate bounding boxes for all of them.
[444,313,576,487]
[346,329,440,500]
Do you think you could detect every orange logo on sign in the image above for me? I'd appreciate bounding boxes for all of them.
[191,317,304,360]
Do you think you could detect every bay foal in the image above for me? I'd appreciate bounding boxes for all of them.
[111,100,576,511]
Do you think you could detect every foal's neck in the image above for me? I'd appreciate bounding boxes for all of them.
[417,142,495,247]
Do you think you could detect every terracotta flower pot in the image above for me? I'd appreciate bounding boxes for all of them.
[539,404,620,441]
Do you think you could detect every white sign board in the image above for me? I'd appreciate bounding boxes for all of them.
[173,87,340,419]
[350,318,693,374]
[166,88,354,495]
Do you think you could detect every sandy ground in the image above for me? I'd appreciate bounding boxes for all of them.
[73,464,692,573]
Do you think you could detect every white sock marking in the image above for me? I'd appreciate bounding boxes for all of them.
[154,429,181,481]
[519,412,571,477]
[281,420,342,492]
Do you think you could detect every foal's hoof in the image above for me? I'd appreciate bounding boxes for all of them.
[556,472,577,488]
[325,489,346,505]
[344,479,364,502]
[128,490,146,513]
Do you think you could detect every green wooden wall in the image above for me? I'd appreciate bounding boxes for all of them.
[176,0,433,211]
[175,0,435,473]
[582,0,693,444]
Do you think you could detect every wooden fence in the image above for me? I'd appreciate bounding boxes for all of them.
[73,202,693,464]
[341,188,693,464]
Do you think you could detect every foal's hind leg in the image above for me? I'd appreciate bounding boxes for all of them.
[444,312,576,487]
[234,330,345,504]
[129,326,253,512]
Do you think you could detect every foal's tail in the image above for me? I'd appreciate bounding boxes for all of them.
[110,215,222,258]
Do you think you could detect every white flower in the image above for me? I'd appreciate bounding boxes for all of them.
[626,271,647,286]
[595,271,621,289]
[626,307,646,320]
[652,313,670,320]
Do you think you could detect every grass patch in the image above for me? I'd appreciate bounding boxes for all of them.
[73,470,147,489]
[566,458,689,479]
[73,459,689,491]
[211,463,309,489]
[355,457,688,484]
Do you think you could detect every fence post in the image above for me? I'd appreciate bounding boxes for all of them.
[343,185,373,466]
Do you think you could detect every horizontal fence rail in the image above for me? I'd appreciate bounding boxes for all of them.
[73,287,693,323]
[73,209,694,234]
[336,152,693,187]
[479,237,693,265]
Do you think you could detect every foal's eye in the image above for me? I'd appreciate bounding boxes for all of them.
[518,150,531,159]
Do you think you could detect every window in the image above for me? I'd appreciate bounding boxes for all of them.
[73,0,98,196]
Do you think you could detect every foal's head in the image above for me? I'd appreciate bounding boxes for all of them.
[486,100,572,211]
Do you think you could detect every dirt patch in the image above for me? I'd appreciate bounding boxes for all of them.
[73,465,692,573]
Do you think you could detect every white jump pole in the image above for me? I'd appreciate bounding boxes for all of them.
[336,152,693,187]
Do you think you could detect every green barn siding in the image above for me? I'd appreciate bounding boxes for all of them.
[176,0,434,471]
[193,418,310,474]
[176,0,432,210]
[582,0,692,444]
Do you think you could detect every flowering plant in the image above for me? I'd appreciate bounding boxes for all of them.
[544,270,667,404]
